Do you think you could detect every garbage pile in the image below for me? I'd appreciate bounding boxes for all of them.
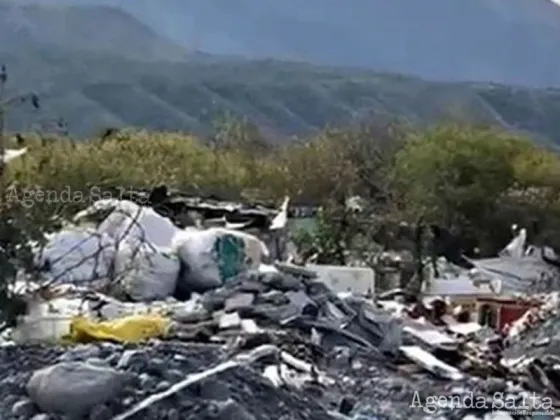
[0,198,558,420]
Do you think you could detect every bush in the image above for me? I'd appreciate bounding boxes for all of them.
[3,118,560,270]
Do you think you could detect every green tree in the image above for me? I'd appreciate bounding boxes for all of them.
[393,124,560,255]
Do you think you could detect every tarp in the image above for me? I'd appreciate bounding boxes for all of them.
[68,314,171,343]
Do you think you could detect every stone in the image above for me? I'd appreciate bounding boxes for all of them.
[86,358,109,367]
[239,280,266,294]
[105,353,121,367]
[259,271,301,291]
[146,358,166,376]
[138,373,156,390]
[26,362,127,417]
[164,369,184,383]
[197,379,230,401]
[219,312,242,329]
[11,398,36,417]
[117,350,149,370]
[58,345,101,362]
[209,399,256,420]
[257,291,289,305]
[89,405,112,420]
[155,381,170,392]
[167,408,180,420]
[30,415,51,420]
[225,293,255,312]
[338,396,356,415]
[485,378,507,394]
[240,319,261,334]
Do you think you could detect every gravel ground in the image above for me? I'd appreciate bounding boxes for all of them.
[504,314,560,360]
[1,340,549,420]
[0,341,334,420]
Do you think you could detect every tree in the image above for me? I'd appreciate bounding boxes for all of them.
[0,65,54,327]
[392,124,560,255]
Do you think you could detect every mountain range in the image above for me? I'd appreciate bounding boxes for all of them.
[2,0,560,145]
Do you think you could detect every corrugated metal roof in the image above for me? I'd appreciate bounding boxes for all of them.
[424,252,560,297]
[423,278,492,296]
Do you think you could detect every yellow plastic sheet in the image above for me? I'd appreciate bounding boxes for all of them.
[67,314,171,344]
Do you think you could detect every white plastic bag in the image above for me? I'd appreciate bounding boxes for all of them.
[172,227,269,293]
[75,199,181,249]
[500,228,527,259]
[34,228,116,287]
[113,242,180,302]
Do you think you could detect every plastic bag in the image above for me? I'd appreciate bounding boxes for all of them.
[113,242,180,301]
[173,227,269,293]
[34,227,116,287]
[68,314,171,343]
[76,199,181,249]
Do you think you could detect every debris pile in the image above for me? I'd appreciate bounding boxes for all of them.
[0,196,559,419]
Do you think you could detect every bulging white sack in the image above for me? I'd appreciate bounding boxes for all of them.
[172,227,269,293]
[113,242,180,301]
[74,199,181,249]
[34,227,116,286]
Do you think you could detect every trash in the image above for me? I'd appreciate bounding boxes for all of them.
[113,242,180,301]
[224,292,255,312]
[2,147,27,163]
[11,295,90,344]
[306,264,375,296]
[68,314,171,343]
[34,227,116,286]
[219,312,242,330]
[173,227,268,293]
[269,196,290,230]
[4,207,559,420]
[74,199,182,249]
[399,345,464,380]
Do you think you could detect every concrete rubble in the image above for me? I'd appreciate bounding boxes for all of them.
[0,192,558,419]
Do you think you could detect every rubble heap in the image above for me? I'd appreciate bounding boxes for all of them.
[0,197,558,420]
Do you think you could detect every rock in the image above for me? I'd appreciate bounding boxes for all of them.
[11,398,36,417]
[485,378,507,394]
[86,358,109,367]
[259,271,301,291]
[146,358,166,376]
[58,345,101,362]
[338,396,356,415]
[117,350,149,370]
[239,280,267,294]
[166,408,180,420]
[219,312,242,329]
[257,291,290,305]
[30,414,51,420]
[225,293,255,312]
[3,394,19,408]
[26,362,127,417]
[209,399,256,420]
[155,381,170,392]
[89,405,112,420]
[105,353,122,367]
[138,373,156,390]
[197,379,230,401]
[164,369,184,383]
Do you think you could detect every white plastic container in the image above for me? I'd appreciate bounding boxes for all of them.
[11,315,73,344]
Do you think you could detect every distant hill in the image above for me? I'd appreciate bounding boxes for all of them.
[19,0,560,87]
[2,1,560,147]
